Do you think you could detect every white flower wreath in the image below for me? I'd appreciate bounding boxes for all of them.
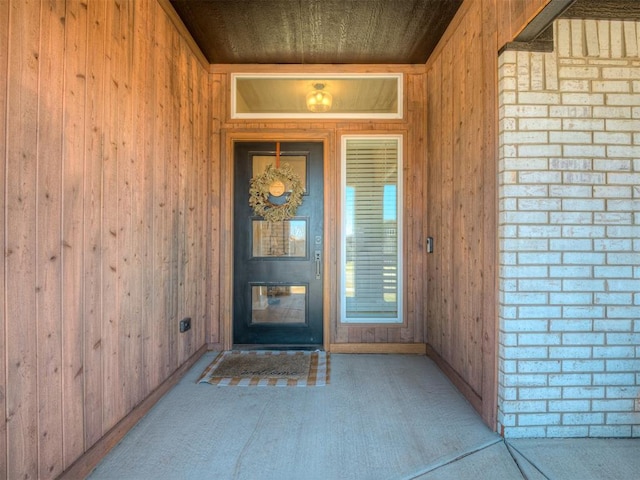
[249,163,304,222]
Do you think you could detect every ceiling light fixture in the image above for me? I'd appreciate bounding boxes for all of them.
[306,83,333,112]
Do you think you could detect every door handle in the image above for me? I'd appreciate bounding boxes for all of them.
[314,250,321,279]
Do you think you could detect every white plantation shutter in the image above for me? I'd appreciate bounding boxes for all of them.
[341,136,402,323]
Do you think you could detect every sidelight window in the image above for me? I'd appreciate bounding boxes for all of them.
[340,135,403,324]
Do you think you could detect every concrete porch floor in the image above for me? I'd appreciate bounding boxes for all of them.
[89,352,639,479]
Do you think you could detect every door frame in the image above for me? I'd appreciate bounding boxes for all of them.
[219,130,334,351]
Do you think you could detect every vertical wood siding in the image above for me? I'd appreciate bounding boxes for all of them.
[425,0,499,428]
[497,0,553,48]
[0,1,210,477]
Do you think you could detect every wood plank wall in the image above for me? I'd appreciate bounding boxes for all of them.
[424,0,553,429]
[497,0,553,47]
[210,65,427,349]
[0,1,210,478]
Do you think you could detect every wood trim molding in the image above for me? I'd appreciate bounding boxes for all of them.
[330,343,427,355]
[57,345,208,480]
[426,344,483,416]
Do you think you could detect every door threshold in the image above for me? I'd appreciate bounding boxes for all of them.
[232,344,324,352]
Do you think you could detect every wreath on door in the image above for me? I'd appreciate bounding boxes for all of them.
[249,163,304,222]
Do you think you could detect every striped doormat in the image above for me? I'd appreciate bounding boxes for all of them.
[197,350,329,387]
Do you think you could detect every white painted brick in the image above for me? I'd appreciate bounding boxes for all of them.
[519,144,562,157]
[503,347,549,359]
[562,279,606,292]
[594,292,633,304]
[549,185,593,197]
[563,413,605,425]
[518,413,561,426]
[504,105,548,117]
[503,319,549,333]
[518,225,561,238]
[606,119,640,131]
[549,347,593,360]
[564,145,607,157]
[606,93,640,105]
[551,105,592,118]
[563,118,604,130]
[563,252,605,265]
[563,332,605,345]
[605,279,640,292]
[593,319,633,331]
[503,211,549,224]
[595,212,633,224]
[562,93,604,105]
[562,360,604,372]
[606,359,640,371]
[549,158,592,170]
[519,279,563,292]
[503,374,549,387]
[503,131,549,144]
[592,80,631,92]
[550,212,593,224]
[562,199,605,211]
[559,79,590,91]
[547,426,589,437]
[602,67,640,79]
[503,158,549,170]
[560,225,604,238]
[502,184,548,197]
[518,171,561,184]
[550,292,593,305]
[607,145,640,157]
[595,399,634,413]
[549,266,592,277]
[550,131,593,144]
[606,386,640,398]
[590,425,633,437]
[562,171,606,183]
[519,118,562,131]
[517,333,562,345]
[592,106,632,118]
[559,66,599,78]
[593,186,632,197]
[502,265,549,278]
[518,252,562,265]
[549,239,593,253]
[518,361,561,374]
[606,413,640,424]
[550,372,592,384]
[548,400,591,412]
[593,374,635,386]
[594,346,636,358]
[519,92,561,104]
[562,387,605,399]
[605,226,640,238]
[503,239,549,252]
[504,292,548,304]
[504,426,548,438]
[501,400,548,413]
[593,132,632,144]
[518,198,561,210]
[563,306,605,319]
[594,159,632,171]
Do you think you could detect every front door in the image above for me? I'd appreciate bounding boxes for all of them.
[233,141,323,346]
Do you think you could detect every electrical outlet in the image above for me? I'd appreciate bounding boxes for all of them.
[179,317,191,333]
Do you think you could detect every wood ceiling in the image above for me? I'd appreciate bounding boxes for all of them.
[169,0,464,64]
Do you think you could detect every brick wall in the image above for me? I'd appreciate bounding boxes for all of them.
[498,19,640,438]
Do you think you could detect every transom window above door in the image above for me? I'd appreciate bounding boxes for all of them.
[231,74,403,119]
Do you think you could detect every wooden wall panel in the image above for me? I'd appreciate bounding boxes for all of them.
[0,1,211,478]
[212,66,427,348]
[497,0,552,48]
[425,0,498,427]
[0,0,8,477]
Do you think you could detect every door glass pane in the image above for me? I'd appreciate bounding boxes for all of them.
[341,135,403,324]
[251,285,307,324]
[252,220,307,257]
[253,155,307,192]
